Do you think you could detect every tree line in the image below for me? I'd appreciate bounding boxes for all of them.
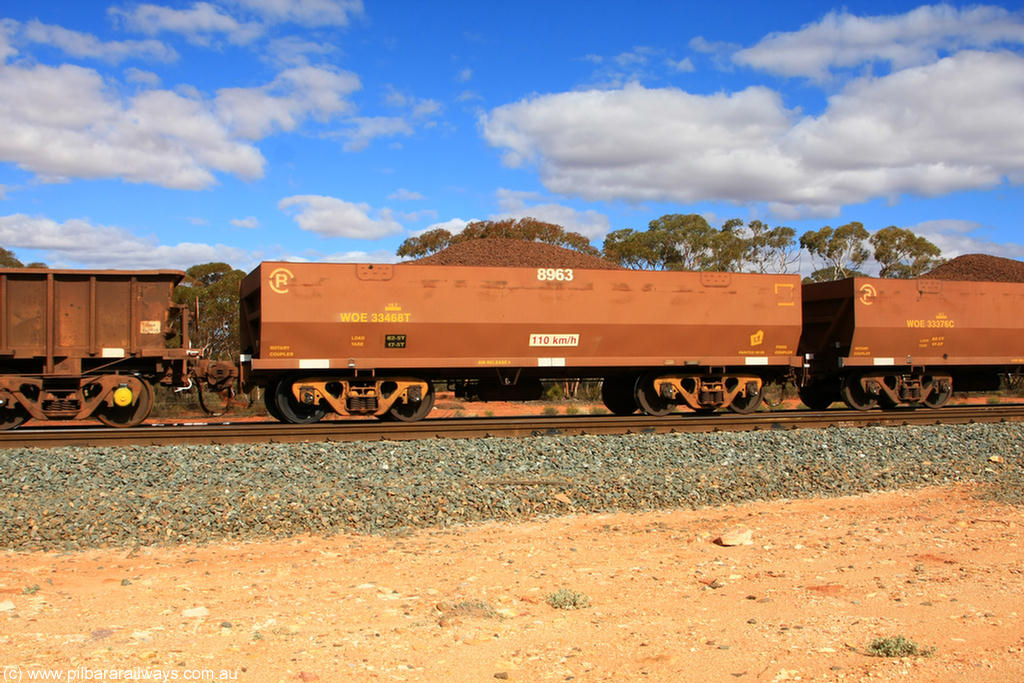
[397,215,945,281]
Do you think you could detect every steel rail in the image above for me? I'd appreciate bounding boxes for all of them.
[1,403,1023,449]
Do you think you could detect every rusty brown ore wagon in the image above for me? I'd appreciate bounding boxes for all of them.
[799,277,1024,410]
[240,262,804,422]
[0,268,233,429]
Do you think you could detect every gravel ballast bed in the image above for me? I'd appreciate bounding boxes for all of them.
[2,423,1022,552]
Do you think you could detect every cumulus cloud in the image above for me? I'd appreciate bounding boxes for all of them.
[231,215,260,228]
[22,20,178,63]
[413,217,472,237]
[481,51,1024,215]
[0,58,361,188]
[278,195,404,239]
[233,0,364,26]
[339,116,413,152]
[0,62,265,188]
[483,82,796,203]
[0,213,257,269]
[0,19,15,61]
[110,2,264,45]
[388,188,424,201]
[493,189,610,240]
[215,65,360,139]
[734,4,1024,81]
[907,219,1024,260]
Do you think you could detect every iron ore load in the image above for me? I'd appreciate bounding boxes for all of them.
[0,267,235,429]
[239,262,804,422]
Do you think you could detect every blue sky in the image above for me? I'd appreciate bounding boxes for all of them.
[1,0,1023,273]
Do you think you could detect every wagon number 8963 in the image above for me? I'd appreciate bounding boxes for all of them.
[537,268,574,282]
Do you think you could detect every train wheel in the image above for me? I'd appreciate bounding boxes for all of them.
[0,403,29,430]
[386,382,435,422]
[635,374,672,417]
[601,376,638,415]
[923,381,953,408]
[96,377,154,428]
[273,377,326,424]
[840,375,876,411]
[263,379,287,422]
[727,387,764,414]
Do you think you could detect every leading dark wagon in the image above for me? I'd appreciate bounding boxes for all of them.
[0,268,232,429]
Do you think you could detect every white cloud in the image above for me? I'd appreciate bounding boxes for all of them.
[318,248,398,263]
[388,188,424,201]
[907,219,1024,260]
[278,195,404,239]
[233,0,364,26]
[481,51,1024,214]
[0,213,257,269]
[734,4,1024,81]
[0,19,16,61]
[124,67,162,86]
[340,116,413,152]
[493,189,610,240]
[457,67,473,82]
[215,65,360,139]
[483,82,795,202]
[264,36,336,67]
[23,20,178,63]
[412,217,471,237]
[110,2,264,45]
[0,62,266,188]
[0,58,362,188]
[231,216,260,228]
[667,57,695,73]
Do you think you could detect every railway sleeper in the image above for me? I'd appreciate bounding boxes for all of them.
[650,374,764,414]
[288,377,432,419]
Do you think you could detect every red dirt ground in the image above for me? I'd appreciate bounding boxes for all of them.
[2,485,1024,682]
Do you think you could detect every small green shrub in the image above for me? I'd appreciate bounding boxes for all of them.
[866,636,934,658]
[542,406,559,416]
[546,589,590,610]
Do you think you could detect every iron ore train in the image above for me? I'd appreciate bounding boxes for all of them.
[1,261,1022,429]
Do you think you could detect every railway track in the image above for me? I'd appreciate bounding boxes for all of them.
[2,403,1023,449]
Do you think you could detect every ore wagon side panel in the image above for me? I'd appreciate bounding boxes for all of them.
[247,262,803,374]
[803,277,1024,368]
[0,268,186,370]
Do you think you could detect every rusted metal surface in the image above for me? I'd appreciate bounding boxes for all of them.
[800,277,1024,409]
[3,404,1023,449]
[0,268,196,428]
[240,262,803,381]
[801,277,1024,368]
[0,268,188,367]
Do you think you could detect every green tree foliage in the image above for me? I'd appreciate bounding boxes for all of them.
[799,222,871,282]
[742,220,799,273]
[0,247,22,267]
[870,226,944,278]
[0,247,47,268]
[602,215,797,273]
[603,214,717,270]
[173,262,245,360]
[396,217,599,258]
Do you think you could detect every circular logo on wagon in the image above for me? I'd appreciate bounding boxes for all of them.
[268,267,294,294]
[858,283,877,305]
